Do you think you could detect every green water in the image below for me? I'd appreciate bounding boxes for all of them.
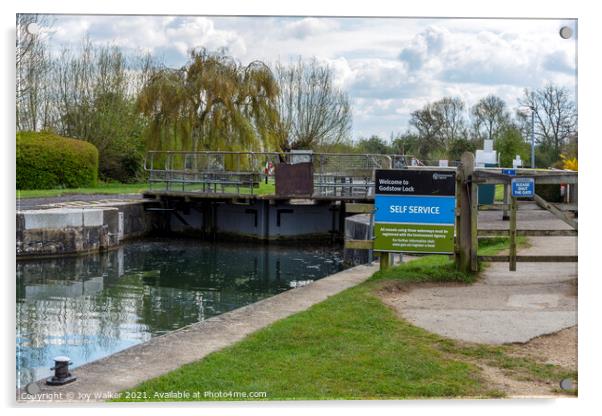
[16,239,345,388]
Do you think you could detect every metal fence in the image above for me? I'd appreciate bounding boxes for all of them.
[145,151,282,195]
[145,151,398,197]
[312,153,391,197]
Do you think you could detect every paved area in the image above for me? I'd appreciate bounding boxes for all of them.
[478,202,574,230]
[18,262,378,403]
[16,194,144,211]
[383,235,577,344]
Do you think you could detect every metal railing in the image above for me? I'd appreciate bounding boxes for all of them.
[145,151,281,195]
[312,153,392,197]
[144,151,397,197]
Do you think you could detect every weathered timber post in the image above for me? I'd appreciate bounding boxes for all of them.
[509,195,517,271]
[456,152,475,273]
[379,252,391,271]
[454,170,462,268]
[470,172,479,272]
[502,183,510,221]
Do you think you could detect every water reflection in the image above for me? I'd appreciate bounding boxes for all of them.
[16,239,344,388]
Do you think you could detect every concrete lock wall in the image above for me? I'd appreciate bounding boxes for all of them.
[17,208,111,257]
[16,202,156,258]
[168,201,341,240]
[16,199,343,257]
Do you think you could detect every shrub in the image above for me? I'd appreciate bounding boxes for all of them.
[16,131,99,189]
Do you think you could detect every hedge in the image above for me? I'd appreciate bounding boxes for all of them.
[16,131,99,190]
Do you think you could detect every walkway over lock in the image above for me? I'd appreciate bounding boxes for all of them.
[144,151,436,201]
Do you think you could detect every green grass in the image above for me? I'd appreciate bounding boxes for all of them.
[495,184,504,202]
[370,255,476,284]
[436,340,577,390]
[17,182,153,199]
[370,237,527,284]
[116,283,496,401]
[115,236,571,401]
[17,180,277,199]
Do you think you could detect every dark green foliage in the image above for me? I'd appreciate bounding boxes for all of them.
[356,135,392,154]
[535,184,562,203]
[448,138,478,161]
[16,131,98,189]
[495,126,530,168]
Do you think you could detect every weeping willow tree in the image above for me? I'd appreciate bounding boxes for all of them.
[137,49,280,155]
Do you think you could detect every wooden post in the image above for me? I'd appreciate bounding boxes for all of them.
[470,177,479,272]
[509,196,517,271]
[457,152,475,273]
[379,252,391,271]
[454,172,462,269]
[502,183,510,221]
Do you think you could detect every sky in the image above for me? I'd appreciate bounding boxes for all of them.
[34,15,577,141]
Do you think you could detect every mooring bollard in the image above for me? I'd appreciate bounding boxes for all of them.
[46,356,77,386]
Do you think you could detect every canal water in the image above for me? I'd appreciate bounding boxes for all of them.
[16,239,345,388]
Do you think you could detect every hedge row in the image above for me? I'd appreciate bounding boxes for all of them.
[16,131,99,190]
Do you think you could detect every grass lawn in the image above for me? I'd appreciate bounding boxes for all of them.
[495,184,505,202]
[118,274,494,401]
[17,180,276,199]
[116,237,570,402]
[17,182,154,199]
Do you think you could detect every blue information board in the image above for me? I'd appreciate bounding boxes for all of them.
[511,178,535,197]
[374,195,456,225]
[502,169,516,176]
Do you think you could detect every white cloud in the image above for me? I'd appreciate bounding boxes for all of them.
[45,15,246,62]
[35,15,577,140]
[283,18,338,39]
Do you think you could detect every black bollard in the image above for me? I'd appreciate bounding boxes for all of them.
[46,356,77,386]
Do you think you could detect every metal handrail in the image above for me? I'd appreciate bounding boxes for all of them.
[144,150,400,197]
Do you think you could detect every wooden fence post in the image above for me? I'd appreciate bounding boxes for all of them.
[379,252,391,271]
[457,152,475,273]
[454,171,462,269]
[509,196,517,271]
[502,183,510,220]
[470,175,479,272]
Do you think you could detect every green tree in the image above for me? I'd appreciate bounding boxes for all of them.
[137,49,280,153]
[517,84,577,164]
[275,58,352,150]
[470,95,510,143]
[495,126,530,168]
[409,96,467,159]
[356,135,391,154]
[448,138,477,161]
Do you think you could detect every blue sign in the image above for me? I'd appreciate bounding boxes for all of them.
[375,195,456,225]
[502,169,516,176]
[511,178,535,197]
